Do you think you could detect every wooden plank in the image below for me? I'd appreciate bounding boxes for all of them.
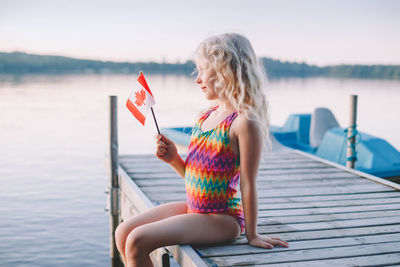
[256,168,353,176]
[123,168,357,180]
[119,167,208,267]
[264,253,400,267]
[257,203,400,217]
[120,168,154,212]
[206,240,400,266]
[295,150,400,191]
[140,186,185,194]
[196,232,400,257]
[260,158,320,163]
[126,172,183,179]
[265,207,400,222]
[139,183,394,198]
[144,191,186,203]
[256,216,400,234]
[120,157,331,169]
[122,161,330,171]
[120,188,140,221]
[137,150,304,160]
[263,152,311,159]
[257,183,394,195]
[258,209,400,225]
[123,166,331,175]
[142,190,400,205]
[256,191,400,203]
[128,171,359,181]
[118,167,347,180]
[257,197,400,210]
[120,157,320,167]
[134,176,371,188]
[233,223,400,244]
[166,245,208,267]
[120,154,326,168]
[119,151,305,161]
[124,160,343,174]
[135,178,374,191]
[132,187,400,204]
[256,171,359,180]
[256,178,371,188]
[259,162,329,170]
[258,197,400,209]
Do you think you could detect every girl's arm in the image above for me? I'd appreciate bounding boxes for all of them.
[155,134,186,178]
[238,118,289,249]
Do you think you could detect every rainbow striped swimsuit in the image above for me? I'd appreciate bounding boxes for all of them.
[184,106,245,234]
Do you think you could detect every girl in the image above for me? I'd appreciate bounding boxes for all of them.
[115,33,289,267]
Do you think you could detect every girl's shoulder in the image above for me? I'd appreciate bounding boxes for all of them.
[229,112,263,157]
[231,112,262,143]
[231,112,262,138]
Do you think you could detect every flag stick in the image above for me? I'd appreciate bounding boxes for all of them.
[151,107,161,134]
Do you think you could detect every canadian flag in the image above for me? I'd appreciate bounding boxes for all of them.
[126,72,156,126]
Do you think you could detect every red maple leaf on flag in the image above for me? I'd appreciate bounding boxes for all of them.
[134,89,147,106]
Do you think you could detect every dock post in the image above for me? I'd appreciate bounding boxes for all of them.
[346,95,358,169]
[109,95,121,267]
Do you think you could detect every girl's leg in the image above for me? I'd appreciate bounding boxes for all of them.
[115,201,187,266]
[125,213,241,267]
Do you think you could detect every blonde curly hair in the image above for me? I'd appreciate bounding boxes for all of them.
[194,33,271,151]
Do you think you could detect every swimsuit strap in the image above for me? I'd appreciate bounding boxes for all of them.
[197,106,219,125]
[223,111,239,129]
[198,105,238,131]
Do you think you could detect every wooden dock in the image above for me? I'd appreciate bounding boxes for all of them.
[117,149,400,267]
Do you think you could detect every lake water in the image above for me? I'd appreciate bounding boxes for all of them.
[0,74,399,266]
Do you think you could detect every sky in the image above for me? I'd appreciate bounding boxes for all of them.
[1,0,400,66]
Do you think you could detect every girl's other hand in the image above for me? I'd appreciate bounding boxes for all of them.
[155,134,178,164]
[248,234,289,249]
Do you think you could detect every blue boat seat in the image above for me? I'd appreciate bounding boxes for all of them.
[309,107,340,148]
[270,114,314,152]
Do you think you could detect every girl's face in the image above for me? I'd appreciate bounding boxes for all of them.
[195,62,218,100]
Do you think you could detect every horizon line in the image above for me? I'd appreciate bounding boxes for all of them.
[2,50,400,68]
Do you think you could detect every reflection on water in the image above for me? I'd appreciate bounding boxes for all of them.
[0,74,399,266]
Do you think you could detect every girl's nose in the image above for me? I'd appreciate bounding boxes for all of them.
[195,75,201,84]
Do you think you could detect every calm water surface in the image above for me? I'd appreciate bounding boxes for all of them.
[0,74,399,266]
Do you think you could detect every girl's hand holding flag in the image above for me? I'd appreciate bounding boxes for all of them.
[155,133,185,177]
[155,134,178,163]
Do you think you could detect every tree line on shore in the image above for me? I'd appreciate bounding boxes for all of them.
[0,51,399,79]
